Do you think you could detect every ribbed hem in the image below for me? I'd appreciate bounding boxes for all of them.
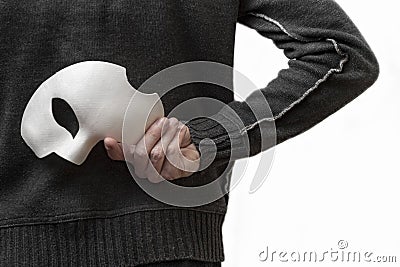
[0,209,225,266]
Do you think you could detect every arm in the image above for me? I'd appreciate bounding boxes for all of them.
[186,0,379,164]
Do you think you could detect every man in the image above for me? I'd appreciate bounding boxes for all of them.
[0,0,378,266]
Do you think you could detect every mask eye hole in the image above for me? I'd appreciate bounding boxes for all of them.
[52,98,79,138]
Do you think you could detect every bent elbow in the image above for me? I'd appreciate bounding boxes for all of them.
[363,47,380,87]
[352,45,380,90]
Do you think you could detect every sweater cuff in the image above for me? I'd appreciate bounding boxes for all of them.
[184,107,254,170]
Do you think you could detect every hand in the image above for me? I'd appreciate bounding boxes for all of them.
[104,117,200,183]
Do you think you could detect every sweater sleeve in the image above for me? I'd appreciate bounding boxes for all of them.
[185,0,379,166]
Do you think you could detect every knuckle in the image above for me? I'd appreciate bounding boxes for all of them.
[179,123,187,132]
[151,147,162,161]
[159,117,167,125]
[160,117,169,127]
[183,124,189,133]
[147,129,160,140]
[160,120,169,135]
[169,117,179,127]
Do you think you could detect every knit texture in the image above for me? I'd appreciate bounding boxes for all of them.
[0,0,378,265]
[187,0,379,162]
[0,209,225,266]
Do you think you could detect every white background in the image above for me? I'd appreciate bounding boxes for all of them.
[223,1,400,266]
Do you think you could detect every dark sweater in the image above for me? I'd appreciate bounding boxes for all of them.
[0,0,378,266]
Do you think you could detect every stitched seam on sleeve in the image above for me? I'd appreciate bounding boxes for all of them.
[239,12,349,135]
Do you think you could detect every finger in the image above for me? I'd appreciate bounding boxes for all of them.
[148,144,165,175]
[161,147,200,181]
[133,118,166,178]
[178,122,192,148]
[160,158,184,181]
[166,127,201,175]
[104,137,125,161]
[166,145,200,180]
[146,144,165,183]
[146,118,180,182]
[180,145,201,176]
[158,119,201,180]
[150,118,179,171]
[161,126,186,179]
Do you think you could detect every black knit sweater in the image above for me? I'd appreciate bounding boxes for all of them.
[0,0,378,266]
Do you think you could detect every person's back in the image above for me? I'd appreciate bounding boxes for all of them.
[0,1,235,265]
[0,0,378,266]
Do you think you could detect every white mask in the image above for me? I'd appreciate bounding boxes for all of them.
[21,61,164,165]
